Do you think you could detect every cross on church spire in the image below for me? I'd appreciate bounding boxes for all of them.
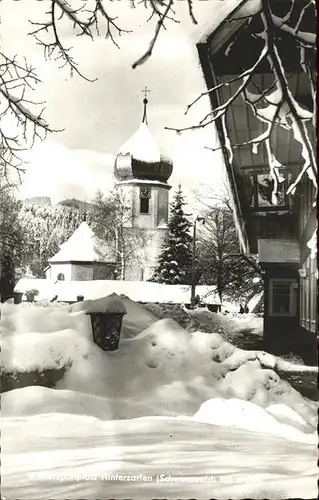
[143,86,151,100]
[142,86,150,124]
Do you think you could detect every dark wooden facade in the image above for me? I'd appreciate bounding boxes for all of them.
[197,0,317,350]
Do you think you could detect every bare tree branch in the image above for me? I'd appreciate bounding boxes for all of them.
[132,0,175,69]
[261,0,317,191]
[166,0,316,208]
[0,52,55,182]
[29,0,131,79]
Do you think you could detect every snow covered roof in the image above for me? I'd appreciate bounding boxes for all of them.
[114,98,173,183]
[196,0,261,45]
[48,222,115,263]
[119,123,162,163]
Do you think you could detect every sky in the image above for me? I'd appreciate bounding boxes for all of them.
[1,0,235,209]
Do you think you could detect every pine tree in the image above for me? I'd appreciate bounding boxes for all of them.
[0,185,26,301]
[152,185,193,285]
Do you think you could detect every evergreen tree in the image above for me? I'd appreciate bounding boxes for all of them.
[0,185,26,301]
[152,185,193,285]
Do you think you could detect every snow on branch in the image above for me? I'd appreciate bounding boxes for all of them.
[185,48,269,117]
[261,2,317,191]
[256,350,318,374]
[271,0,316,46]
[132,0,176,69]
[0,53,53,182]
[28,0,131,80]
[1,0,200,178]
[167,0,316,207]
[28,0,190,73]
[167,44,269,133]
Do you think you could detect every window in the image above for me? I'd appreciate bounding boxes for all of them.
[139,186,151,214]
[257,174,285,207]
[301,256,318,333]
[140,197,149,214]
[269,279,297,316]
[248,171,290,210]
[57,273,65,281]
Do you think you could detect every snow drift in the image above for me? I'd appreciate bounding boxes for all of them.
[1,300,317,441]
[1,298,317,500]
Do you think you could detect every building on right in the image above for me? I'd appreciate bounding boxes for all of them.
[196,0,317,355]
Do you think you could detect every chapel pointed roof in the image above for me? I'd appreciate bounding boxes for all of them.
[48,221,115,263]
[114,91,173,183]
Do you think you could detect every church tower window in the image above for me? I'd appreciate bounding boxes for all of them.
[140,186,151,214]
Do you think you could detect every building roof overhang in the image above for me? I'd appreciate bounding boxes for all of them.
[197,0,261,48]
[196,0,315,255]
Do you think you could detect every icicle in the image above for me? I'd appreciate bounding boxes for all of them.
[252,143,259,155]
[307,229,317,259]
[271,192,278,205]
[221,115,233,166]
[265,139,280,205]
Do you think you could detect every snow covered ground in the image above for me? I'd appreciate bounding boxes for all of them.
[1,298,317,499]
[145,302,263,340]
[14,278,220,305]
[2,413,317,500]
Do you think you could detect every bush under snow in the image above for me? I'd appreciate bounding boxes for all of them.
[1,301,317,433]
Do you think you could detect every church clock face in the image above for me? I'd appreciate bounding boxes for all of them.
[139,186,151,214]
[140,186,151,199]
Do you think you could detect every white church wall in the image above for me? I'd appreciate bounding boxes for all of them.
[157,188,169,225]
[131,184,154,229]
[130,184,170,230]
[116,180,170,281]
[123,227,167,281]
[49,263,73,282]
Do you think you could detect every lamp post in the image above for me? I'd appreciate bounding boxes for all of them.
[191,215,205,308]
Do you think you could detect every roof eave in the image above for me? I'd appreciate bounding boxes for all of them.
[196,42,250,254]
[196,0,261,47]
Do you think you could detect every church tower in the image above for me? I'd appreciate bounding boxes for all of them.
[114,90,173,280]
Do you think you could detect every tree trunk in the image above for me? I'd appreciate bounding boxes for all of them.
[120,250,125,281]
[217,270,223,304]
[0,254,15,303]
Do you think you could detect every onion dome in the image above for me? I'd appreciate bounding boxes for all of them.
[114,95,173,183]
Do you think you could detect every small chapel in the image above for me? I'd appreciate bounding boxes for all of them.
[45,216,117,282]
[46,91,173,282]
